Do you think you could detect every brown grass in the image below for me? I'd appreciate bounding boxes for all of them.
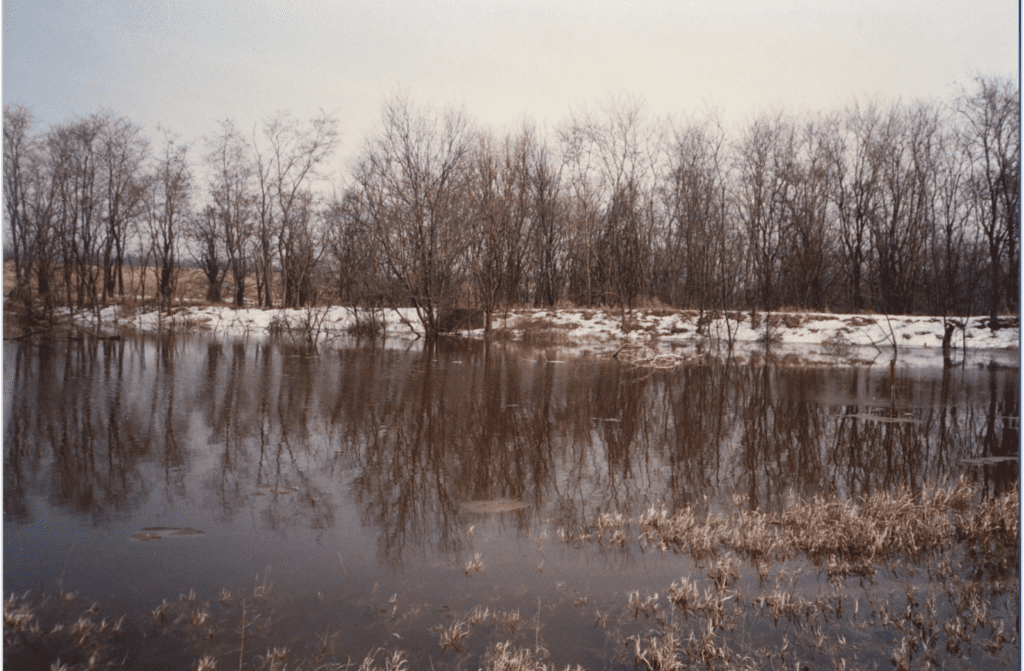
[560,478,1019,574]
[488,315,576,346]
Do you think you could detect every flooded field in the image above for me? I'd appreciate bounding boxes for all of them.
[3,333,1019,670]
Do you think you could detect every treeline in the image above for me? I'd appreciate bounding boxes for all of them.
[4,77,1019,336]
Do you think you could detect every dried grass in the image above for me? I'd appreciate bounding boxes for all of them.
[481,641,584,671]
[613,344,685,370]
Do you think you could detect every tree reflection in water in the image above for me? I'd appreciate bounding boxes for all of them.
[3,333,1018,667]
[6,334,1016,559]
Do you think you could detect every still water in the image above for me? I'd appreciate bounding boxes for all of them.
[4,333,1019,669]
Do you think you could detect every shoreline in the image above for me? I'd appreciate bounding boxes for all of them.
[54,303,1021,368]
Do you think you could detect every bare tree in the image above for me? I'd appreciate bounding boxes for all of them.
[776,115,834,310]
[466,128,531,329]
[558,94,665,312]
[354,94,474,337]
[277,188,324,307]
[827,101,884,312]
[660,112,728,317]
[958,76,1020,327]
[734,111,794,313]
[188,204,226,302]
[97,112,149,302]
[526,134,565,307]
[870,102,941,314]
[325,187,385,306]
[42,117,105,308]
[145,133,192,304]
[4,104,47,313]
[929,120,976,317]
[252,132,276,308]
[204,120,254,306]
[256,111,339,308]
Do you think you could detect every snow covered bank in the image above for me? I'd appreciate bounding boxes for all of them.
[73,303,1019,368]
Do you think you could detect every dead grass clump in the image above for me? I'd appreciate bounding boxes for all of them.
[347,307,387,338]
[551,298,579,311]
[821,333,853,360]
[777,481,971,562]
[513,316,574,346]
[707,555,740,592]
[632,295,672,312]
[494,609,521,633]
[434,619,470,651]
[955,486,1019,547]
[638,504,725,561]
[629,628,685,670]
[481,641,584,671]
[595,511,628,546]
[3,593,38,640]
[631,478,1012,575]
[613,344,685,370]
[438,308,485,332]
[666,578,700,616]
[465,552,484,576]
[724,311,746,323]
[620,314,642,334]
[846,316,877,328]
[358,647,409,671]
[777,312,803,329]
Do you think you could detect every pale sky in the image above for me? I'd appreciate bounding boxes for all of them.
[2,0,1019,181]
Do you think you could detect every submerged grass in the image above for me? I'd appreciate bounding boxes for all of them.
[6,479,1017,670]
[633,477,1017,571]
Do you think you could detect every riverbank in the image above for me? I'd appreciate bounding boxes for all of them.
[58,302,1020,368]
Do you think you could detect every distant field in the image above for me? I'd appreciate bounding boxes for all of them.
[3,261,268,307]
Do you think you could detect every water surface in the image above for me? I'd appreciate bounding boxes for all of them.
[4,333,1018,669]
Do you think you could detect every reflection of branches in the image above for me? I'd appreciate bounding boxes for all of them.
[8,333,1016,572]
[5,337,150,522]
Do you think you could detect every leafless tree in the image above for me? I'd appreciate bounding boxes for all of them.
[827,101,884,312]
[734,111,794,313]
[466,128,531,329]
[188,204,226,302]
[97,112,149,302]
[145,133,192,304]
[660,112,728,317]
[353,95,474,337]
[958,76,1020,327]
[46,116,109,308]
[525,133,565,307]
[277,188,324,307]
[559,94,665,312]
[325,187,385,306]
[869,102,941,314]
[928,119,976,317]
[254,111,339,308]
[3,104,54,315]
[776,115,834,309]
[204,120,254,306]
[252,130,276,308]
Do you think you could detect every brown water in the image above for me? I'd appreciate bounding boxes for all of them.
[3,333,1019,669]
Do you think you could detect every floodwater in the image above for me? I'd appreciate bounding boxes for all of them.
[3,333,1019,670]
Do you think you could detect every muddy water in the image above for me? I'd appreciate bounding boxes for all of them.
[3,333,1019,669]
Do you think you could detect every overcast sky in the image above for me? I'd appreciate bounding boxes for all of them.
[2,0,1019,181]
